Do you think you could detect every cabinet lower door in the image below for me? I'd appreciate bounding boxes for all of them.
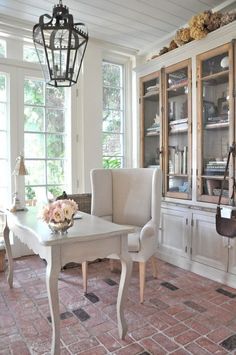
[191,212,228,271]
[159,207,190,258]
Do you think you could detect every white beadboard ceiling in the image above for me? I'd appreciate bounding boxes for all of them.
[0,0,234,54]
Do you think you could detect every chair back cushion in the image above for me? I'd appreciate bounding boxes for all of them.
[90,169,113,219]
[111,168,153,226]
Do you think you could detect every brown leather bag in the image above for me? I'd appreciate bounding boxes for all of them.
[215,146,236,238]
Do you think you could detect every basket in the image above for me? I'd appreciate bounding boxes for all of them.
[57,192,91,214]
[67,193,91,214]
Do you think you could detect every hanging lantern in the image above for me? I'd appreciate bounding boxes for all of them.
[33,0,88,87]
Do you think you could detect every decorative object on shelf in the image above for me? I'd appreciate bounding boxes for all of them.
[151,10,236,60]
[41,199,78,234]
[175,28,193,46]
[168,39,178,52]
[220,56,229,69]
[189,10,211,40]
[218,97,229,116]
[220,12,236,27]
[206,11,222,32]
[203,100,217,123]
[11,154,28,212]
[159,46,169,55]
[33,0,88,87]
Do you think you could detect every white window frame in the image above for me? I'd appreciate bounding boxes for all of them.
[102,52,133,168]
[0,60,73,208]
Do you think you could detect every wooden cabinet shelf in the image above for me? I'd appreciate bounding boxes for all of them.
[204,121,229,129]
[146,132,159,136]
[201,69,229,82]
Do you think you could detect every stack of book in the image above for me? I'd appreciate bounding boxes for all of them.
[144,84,159,97]
[169,146,188,174]
[205,160,227,175]
[169,118,188,133]
[146,121,160,136]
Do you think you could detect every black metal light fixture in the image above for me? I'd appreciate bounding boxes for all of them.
[33,0,88,87]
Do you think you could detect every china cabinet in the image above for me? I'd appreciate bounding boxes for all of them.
[139,71,162,169]
[197,43,234,204]
[135,21,236,288]
[163,59,192,200]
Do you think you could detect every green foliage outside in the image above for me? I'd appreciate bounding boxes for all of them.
[48,186,63,199]
[102,61,123,168]
[0,40,6,58]
[25,185,36,200]
[24,78,66,202]
[103,157,121,169]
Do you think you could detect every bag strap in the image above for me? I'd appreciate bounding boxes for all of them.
[217,145,235,207]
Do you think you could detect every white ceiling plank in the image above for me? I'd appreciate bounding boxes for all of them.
[138,0,195,19]
[65,0,177,32]
[166,0,213,12]
[0,0,233,53]
[104,0,186,26]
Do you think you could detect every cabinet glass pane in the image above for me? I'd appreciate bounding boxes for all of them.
[201,52,229,199]
[202,52,229,77]
[143,76,160,167]
[167,68,188,88]
[167,66,190,195]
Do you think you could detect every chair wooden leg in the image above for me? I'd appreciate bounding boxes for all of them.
[151,255,158,278]
[139,261,146,304]
[82,261,88,294]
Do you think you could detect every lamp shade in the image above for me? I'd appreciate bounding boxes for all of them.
[33,0,88,87]
[12,155,28,176]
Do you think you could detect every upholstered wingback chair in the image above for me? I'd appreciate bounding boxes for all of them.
[82,167,162,303]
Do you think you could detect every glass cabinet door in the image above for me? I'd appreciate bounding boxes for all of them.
[163,60,192,199]
[197,44,233,204]
[140,71,161,168]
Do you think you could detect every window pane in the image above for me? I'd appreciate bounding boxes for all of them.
[102,61,124,169]
[0,160,8,186]
[29,186,47,203]
[0,133,7,158]
[24,133,45,158]
[24,76,68,205]
[103,157,121,168]
[24,106,44,131]
[47,134,65,158]
[25,160,46,185]
[0,103,7,130]
[24,79,45,105]
[46,86,65,107]
[102,133,122,156]
[46,109,65,132]
[0,74,6,101]
[103,110,122,133]
[0,40,6,58]
[47,160,65,184]
[103,87,122,110]
[23,45,45,63]
[47,186,66,200]
[103,62,121,87]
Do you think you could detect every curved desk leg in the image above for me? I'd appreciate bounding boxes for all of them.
[3,224,13,288]
[117,234,132,339]
[46,246,61,355]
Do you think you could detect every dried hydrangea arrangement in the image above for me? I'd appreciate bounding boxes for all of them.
[151,10,236,60]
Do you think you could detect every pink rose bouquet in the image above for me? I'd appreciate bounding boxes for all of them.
[41,199,78,224]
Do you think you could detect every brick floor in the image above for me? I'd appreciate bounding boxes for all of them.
[1,256,236,354]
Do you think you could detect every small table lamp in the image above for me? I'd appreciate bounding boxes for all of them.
[11,154,28,211]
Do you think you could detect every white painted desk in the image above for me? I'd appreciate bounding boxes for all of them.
[3,208,133,355]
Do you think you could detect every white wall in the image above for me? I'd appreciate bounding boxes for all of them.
[76,41,103,193]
